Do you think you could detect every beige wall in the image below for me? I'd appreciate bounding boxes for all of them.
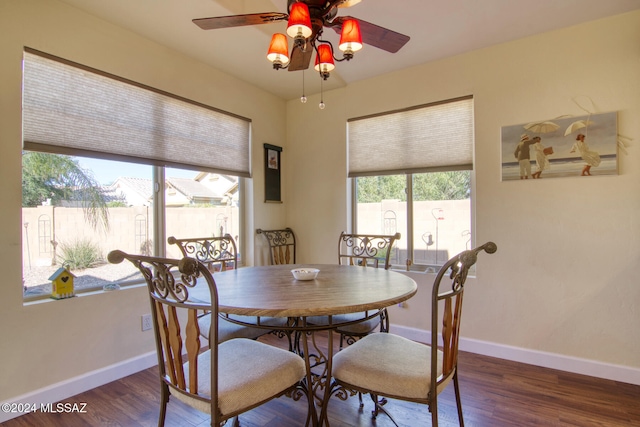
[0,0,285,403]
[286,12,640,372]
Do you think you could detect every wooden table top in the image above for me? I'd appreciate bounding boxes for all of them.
[190,264,417,318]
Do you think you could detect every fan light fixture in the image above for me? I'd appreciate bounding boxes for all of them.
[338,19,362,59]
[286,2,312,48]
[264,2,366,109]
[266,33,290,70]
[195,0,411,96]
[267,2,363,76]
[314,44,335,80]
[195,1,410,107]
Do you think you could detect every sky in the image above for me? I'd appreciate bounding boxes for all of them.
[76,157,200,186]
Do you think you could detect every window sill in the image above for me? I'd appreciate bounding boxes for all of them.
[390,264,441,274]
[390,263,477,278]
[23,279,146,305]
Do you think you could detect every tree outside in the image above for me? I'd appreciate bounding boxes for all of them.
[22,151,110,232]
[356,171,470,203]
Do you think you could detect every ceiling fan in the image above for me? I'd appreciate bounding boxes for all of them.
[192,0,410,75]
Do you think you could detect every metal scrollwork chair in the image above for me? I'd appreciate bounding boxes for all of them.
[323,242,498,427]
[168,235,285,343]
[256,228,296,265]
[107,250,307,427]
[334,232,402,348]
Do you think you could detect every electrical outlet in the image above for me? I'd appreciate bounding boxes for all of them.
[141,314,153,331]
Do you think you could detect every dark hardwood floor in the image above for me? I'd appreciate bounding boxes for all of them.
[4,333,639,427]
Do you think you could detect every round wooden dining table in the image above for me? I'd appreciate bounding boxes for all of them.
[196,263,417,318]
[190,263,417,426]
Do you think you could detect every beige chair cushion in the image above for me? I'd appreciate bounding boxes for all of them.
[173,338,306,416]
[198,314,288,342]
[332,333,443,400]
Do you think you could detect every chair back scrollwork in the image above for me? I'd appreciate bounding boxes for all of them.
[256,228,296,265]
[338,232,401,269]
[168,234,238,272]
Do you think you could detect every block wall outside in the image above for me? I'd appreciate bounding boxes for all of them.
[21,205,240,269]
[356,199,471,267]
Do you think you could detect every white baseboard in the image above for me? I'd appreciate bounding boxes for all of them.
[390,325,640,386]
[0,351,157,423]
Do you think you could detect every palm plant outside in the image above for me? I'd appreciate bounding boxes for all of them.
[22,151,110,232]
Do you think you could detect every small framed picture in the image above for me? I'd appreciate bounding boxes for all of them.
[264,144,282,202]
[268,149,279,170]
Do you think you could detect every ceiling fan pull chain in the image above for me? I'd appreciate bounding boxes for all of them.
[301,70,307,104]
[319,75,326,110]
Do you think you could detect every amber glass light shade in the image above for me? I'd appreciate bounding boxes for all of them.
[267,33,290,64]
[339,19,363,53]
[286,2,312,39]
[314,44,335,72]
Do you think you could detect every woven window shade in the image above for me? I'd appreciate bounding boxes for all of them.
[22,49,251,177]
[348,96,473,177]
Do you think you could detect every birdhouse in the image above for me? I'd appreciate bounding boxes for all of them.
[49,267,76,299]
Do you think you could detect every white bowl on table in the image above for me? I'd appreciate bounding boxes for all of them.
[291,268,319,281]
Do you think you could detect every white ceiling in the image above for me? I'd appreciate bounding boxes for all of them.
[57,0,640,100]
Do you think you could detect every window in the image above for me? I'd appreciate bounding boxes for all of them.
[22,156,243,298]
[22,155,153,297]
[164,167,241,263]
[349,96,473,271]
[21,49,249,299]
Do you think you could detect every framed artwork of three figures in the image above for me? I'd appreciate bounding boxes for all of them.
[501,111,617,181]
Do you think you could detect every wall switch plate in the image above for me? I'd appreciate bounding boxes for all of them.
[141,314,153,331]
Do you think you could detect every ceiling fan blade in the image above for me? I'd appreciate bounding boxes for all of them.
[331,16,410,53]
[288,42,313,71]
[193,12,288,30]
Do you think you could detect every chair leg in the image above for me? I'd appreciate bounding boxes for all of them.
[158,383,169,427]
[370,393,398,427]
[453,370,465,426]
[286,330,294,352]
[431,401,438,427]
[379,309,390,333]
[370,393,378,417]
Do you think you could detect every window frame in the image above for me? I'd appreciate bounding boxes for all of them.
[348,96,475,271]
[21,154,245,301]
[351,171,474,271]
[21,48,249,300]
